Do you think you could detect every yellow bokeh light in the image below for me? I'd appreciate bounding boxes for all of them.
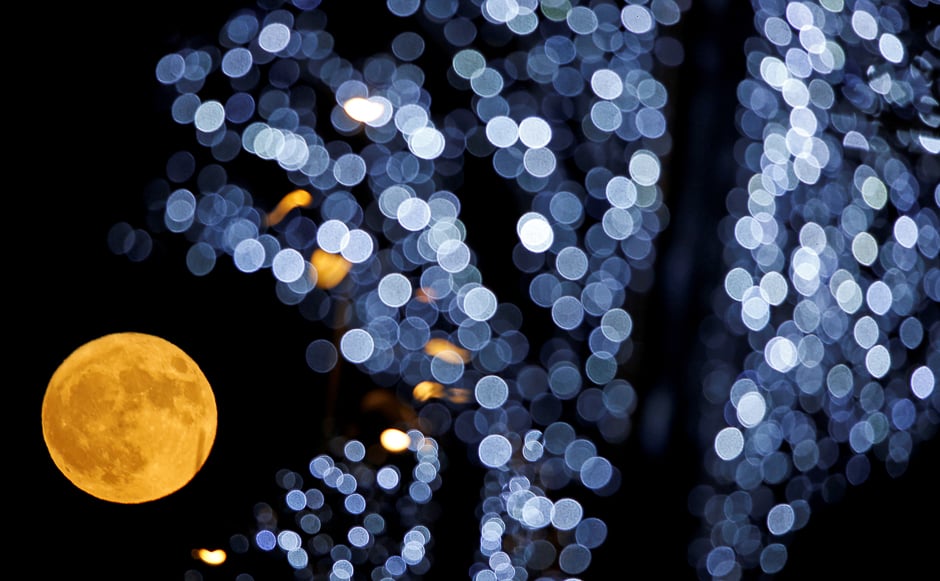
[263,189,313,227]
[310,249,351,289]
[415,287,438,303]
[413,380,445,402]
[446,388,472,404]
[193,548,227,566]
[343,97,385,123]
[424,338,470,364]
[380,428,411,453]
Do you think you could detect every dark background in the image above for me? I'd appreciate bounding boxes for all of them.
[17,1,939,580]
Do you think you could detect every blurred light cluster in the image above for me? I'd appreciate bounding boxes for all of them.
[234,432,444,579]
[111,0,940,579]
[691,0,939,578]
[119,0,691,579]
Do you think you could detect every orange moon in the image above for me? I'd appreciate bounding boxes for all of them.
[42,332,217,504]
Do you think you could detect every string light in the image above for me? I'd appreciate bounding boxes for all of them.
[109,0,937,579]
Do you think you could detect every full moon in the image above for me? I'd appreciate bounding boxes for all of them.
[42,332,217,504]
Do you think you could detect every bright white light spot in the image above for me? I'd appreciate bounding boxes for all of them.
[464,286,498,321]
[605,176,636,209]
[194,100,225,133]
[518,116,552,148]
[911,366,935,399]
[851,10,878,40]
[233,239,265,273]
[628,150,660,186]
[852,232,878,266]
[394,104,429,135]
[551,498,583,531]
[517,212,554,253]
[408,126,446,160]
[866,345,891,378]
[378,273,412,308]
[861,176,887,210]
[866,280,893,315]
[341,329,374,363]
[343,97,385,124]
[485,115,519,148]
[475,375,508,409]
[621,5,653,33]
[590,69,623,100]
[879,33,904,63]
[724,268,753,301]
[340,229,374,263]
[765,336,798,372]
[258,22,291,53]
[894,215,918,248]
[398,197,431,231]
[736,391,766,428]
[521,496,553,528]
[478,434,512,468]
[271,248,305,283]
[836,279,863,314]
[767,504,795,535]
[853,316,879,349]
[437,239,471,273]
[580,456,612,490]
[714,427,744,461]
[317,219,350,253]
[760,271,788,305]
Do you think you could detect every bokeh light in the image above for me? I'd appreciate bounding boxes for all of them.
[110,0,938,579]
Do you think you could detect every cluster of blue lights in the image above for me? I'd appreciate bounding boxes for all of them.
[691,0,938,578]
[113,0,937,579]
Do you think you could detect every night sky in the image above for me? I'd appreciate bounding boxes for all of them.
[19,1,939,580]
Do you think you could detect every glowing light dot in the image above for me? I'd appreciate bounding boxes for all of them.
[378,273,413,308]
[865,345,891,378]
[478,434,513,468]
[736,391,766,428]
[413,380,445,402]
[343,97,384,122]
[851,10,878,40]
[579,456,612,490]
[380,429,411,453]
[879,33,904,63]
[475,375,509,409]
[194,100,225,133]
[486,115,519,148]
[310,249,351,289]
[195,549,227,566]
[271,248,306,283]
[265,189,313,227]
[714,427,744,461]
[628,150,660,186]
[409,126,446,160]
[911,366,935,399]
[767,504,795,535]
[621,4,653,33]
[861,176,887,210]
[464,286,498,321]
[398,197,431,231]
[551,498,584,531]
[518,116,552,148]
[517,212,554,253]
[258,22,291,53]
[894,216,918,249]
[340,329,374,364]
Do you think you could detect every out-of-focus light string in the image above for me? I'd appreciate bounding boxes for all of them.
[691,0,938,578]
[115,1,690,579]
[108,0,940,579]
